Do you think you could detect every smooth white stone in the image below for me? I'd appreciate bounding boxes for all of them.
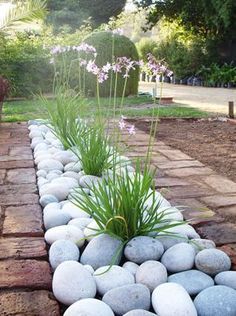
[94,265,135,296]
[63,298,114,316]
[38,159,64,172]
[122,261,139,276]
[64,161,82,173]
[84,221,101,241]
[68,218,93,231]
[53,151,78,165]
[62,201,90,219]
[53,261,97,306]
[152,283,197,316]
[49,239,80,270]
[45,225,84,247]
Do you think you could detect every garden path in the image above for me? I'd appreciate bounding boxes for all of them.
[139,82,236,115]
[0,122,60,315]
[0,122,235,314]
[120,126,236,269]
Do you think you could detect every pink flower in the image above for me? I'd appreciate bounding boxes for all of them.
[118,119,126,130]
[102,63,111,73]
[86,60,99,75]
[128,125,136,135]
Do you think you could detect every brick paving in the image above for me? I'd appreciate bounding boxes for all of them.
[0,122,236,314]
[0,122,60,315]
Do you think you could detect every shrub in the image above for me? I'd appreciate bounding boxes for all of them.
[80,31,139,97]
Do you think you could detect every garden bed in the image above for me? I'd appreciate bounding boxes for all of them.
[127,118,236,183]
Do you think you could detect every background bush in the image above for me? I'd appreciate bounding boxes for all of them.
[82,31,139,97]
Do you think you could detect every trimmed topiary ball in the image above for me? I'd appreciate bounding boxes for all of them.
[82,31,139,97]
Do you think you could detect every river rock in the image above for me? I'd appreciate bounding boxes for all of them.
[64,161,82,173]
[62,171,81,181]
[103,284,150,315]
[52,261,96,305]
[123,261,139,276]
[94,265,135,296]
[45,225,84,247]
[46,172,61,181]
[157,235,188,250]
[194,285,236,316]
[39,194,59,207]
[35,154,53,165]
[64,298,114,316]
[40,183,70,201]
[79,175,103,188]
[191,238,216,253]
[44,210,71,230]
[124,236,164,264]
[168,270,214,295]
[37,177,49,188]
[53,151,77,165]
[124,310,156,316]
[161,243,195,273]
[62,201,90,218]
[49,239,80,270]
[38,159,64,172]
[136,260,168,292]
[83,221,101,241]
[84,265,95,274]
[215,271,236,289]
[36,169,47,178]
[195,249,231,276]
[80,234,123,269]
[152,283,197,316]
[68,218,93,230]
[165,224,200,239]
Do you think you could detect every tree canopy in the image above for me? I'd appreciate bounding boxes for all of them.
[47,0,127,32]
[135,0,236,40]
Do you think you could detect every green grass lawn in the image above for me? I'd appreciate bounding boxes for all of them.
[2,95,210,122]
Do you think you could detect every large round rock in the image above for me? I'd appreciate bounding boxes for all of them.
[124,310,156,316]
[49,239,80,271]
[45,225,84,247]
[80,234,123,269]
[94,265,135,296]
[102,284,150,316]
[52,261,96,305]
[161,243,195,273]
[152,283,197,316]
[194,285,236,316]
[168,270,214,295]
[135,260,167,292]
[38,159,64,171]
[195,249,231,276]
[215,271,236,290]
[124,236,164,264]
[64,298,114,316]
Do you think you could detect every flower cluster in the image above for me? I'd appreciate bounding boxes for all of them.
[147,53,173,77]
[118,116,136,135]
[50,43,97,56]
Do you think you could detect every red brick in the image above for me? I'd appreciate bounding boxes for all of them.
[0,193,38,206]
[7,168,36,184]
[0,260,52,289]
[0,291,60,316]
[3,204,43,236]
[0,237,47,259]
[0,184,37,194]
[9,146,32,157]
[0,160,34,169]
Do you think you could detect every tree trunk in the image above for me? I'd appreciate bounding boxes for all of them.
[0,101,3,122]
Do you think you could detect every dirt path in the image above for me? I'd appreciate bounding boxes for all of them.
[139,82,236,115]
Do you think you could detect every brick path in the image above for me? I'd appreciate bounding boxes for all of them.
[0,122,60,315]
[120,127,236,269]
[0,122,236,314]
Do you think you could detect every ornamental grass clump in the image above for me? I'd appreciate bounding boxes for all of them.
[70,162,185,243]
[69,123,116,177]
[40,87,89,150]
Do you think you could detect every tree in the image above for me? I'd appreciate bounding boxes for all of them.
[135,0,236,63]
[46,0,127,32]
[0,0,47,32]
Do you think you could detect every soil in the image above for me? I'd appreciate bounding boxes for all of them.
[127,118,236,183]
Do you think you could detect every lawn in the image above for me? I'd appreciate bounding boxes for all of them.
[2,95,209,122]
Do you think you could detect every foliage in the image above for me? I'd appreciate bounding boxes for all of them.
[69,123,115,176]
[46,0,126,32]
[81,31,139,97]
[197,63,236,86]
[40,87,89,149]
[70,163,185,242]
[0,0,47,33]
[135,0,236,63]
